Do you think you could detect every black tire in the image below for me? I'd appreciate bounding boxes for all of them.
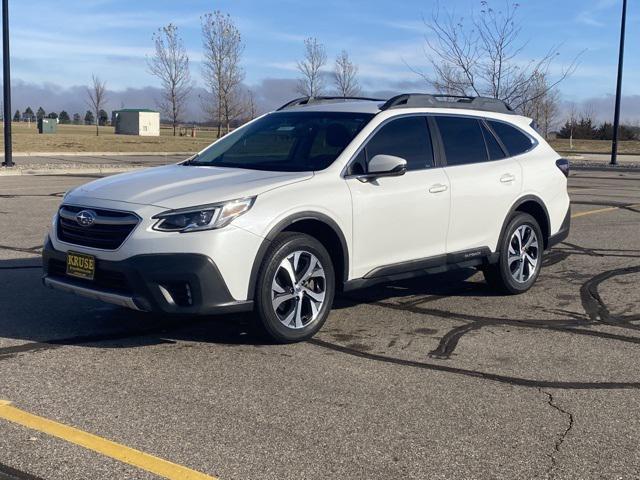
[483,212,544,294]
[254,232,335,343]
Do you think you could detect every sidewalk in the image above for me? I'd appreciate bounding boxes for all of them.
[0,153,190,176]
[1,151,639,176]
[565,153,640,169]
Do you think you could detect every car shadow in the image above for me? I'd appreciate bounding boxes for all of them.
[333,268,496,309]
[0,255,270,351]
[0,256,495,352]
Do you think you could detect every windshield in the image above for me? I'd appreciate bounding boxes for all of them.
[186,111,374,172]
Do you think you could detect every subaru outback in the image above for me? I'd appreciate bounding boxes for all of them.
[43,94,571,342]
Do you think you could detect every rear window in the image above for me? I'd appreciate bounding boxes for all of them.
[488,120,534,157]
[435,116,487,166]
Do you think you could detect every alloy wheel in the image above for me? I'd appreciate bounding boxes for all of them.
[271,250,327,329]
[508,224,539,283]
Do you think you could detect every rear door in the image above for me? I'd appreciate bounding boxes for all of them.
[345,115,450,278]
[434,115,524,254]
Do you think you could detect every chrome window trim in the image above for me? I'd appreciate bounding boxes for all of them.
[341,112,539,178]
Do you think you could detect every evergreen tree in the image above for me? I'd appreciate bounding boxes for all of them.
[58,111,71,124]
[36,107,46,120]
[596,122,636,141]
[98,109,109,126]
[84,110,95,125]
[72,113,81,125]
[47,112,58,120]
[13,110,20,122]
[24,106,34,121]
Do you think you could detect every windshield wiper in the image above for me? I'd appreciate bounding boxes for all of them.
[182,154,200,166]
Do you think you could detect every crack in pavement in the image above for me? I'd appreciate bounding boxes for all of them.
[0,245,43,254]
[539,389,575,480]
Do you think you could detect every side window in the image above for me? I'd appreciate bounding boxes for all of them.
[480,122,506,161]
[363,116,433,171]
[488,120,534,157]
[435,116,487,166]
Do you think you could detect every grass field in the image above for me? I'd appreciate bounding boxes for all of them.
[0,122,219,153]
[0,121,638,154]
[549,139,640,154]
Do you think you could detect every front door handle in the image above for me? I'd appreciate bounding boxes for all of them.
[500,173,516,183]
[429,183,448,193]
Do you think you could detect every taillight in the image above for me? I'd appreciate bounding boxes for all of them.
[556,158,570,177]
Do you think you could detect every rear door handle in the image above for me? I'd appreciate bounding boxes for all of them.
[429,184,448,193]
[500,173,516,183]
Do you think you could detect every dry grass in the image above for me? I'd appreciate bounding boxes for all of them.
[549,139,640,154]
[0,122,219,153]
[1,122,639,155]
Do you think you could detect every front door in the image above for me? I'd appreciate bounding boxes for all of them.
[345,116,450,279]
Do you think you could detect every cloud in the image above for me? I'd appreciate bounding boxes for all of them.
[562,94,640,123]
[575,0,620,27]
[8,78,639,125]
[7,77,298,122]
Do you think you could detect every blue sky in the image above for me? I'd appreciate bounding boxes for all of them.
[7,0,640,118]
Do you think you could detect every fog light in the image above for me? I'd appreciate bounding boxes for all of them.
[159,282,193,307]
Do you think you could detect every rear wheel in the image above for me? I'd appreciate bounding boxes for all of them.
[483,212,543,294]
[255,232,335,343]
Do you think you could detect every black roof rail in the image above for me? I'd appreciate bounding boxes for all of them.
[277,96,385,111]
[380,93,515,115]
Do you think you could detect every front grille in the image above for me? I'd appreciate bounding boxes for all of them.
[57,205,139,250]
[48,258,132,294]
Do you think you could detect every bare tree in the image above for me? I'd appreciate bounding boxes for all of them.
[245,89,257,120]
[566,102,578,149]
[334,50,360,97]
[296,37,327,97]
[415,1,580,111]
[539,89,560,139]
[86,75,107,136]
[519,73,560,138]
[147,24,192,136]
[201,11,245,137]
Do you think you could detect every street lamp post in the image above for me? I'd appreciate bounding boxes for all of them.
[611,0,627,166]
[1,0,12,168]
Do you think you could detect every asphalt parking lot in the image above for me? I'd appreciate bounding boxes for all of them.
[0,167,639,480]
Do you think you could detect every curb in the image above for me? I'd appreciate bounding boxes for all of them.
[557,150,640,156]
[2,151,194,157]
[0,165,143,176]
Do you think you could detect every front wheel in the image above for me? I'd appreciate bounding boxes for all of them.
[483,212,543,294]
[255,232,335,343]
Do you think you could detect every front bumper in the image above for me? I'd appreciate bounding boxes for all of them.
[42,240,253,315]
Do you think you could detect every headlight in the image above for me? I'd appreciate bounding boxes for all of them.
[152,197,256,233]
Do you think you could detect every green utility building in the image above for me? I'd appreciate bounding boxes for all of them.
[37,118,57,134]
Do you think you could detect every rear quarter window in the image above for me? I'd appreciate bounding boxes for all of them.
[488,120,535,157]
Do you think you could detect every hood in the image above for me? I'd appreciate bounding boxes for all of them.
[72,164,312,209]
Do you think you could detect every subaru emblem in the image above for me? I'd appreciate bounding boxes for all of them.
[76,209,97,227]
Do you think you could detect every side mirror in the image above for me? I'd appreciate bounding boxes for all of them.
[355,154,407,182]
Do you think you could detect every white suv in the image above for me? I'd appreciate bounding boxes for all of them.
[43,94,571,342]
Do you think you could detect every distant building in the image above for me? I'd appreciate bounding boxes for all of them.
[547,131,560,140]
[113,109,160,136]
[37,118,57,134]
